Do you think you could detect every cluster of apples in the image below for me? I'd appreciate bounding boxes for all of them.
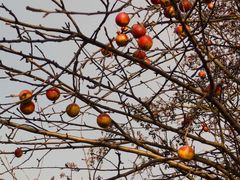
[18,87,80,118]
[113,12,153,68]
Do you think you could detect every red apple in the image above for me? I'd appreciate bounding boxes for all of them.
[164,5,176,18]
[66,103,80,117]
[137,35,153,51]
[198,70,206,78]
[177,145,195,160]
[46,87,60,101]
[14,148,23,158]
[131,24,147,38]
[150,0,161,4]
[20,101,35,115]
[115,33,129,47]
[97,113,112,128]
[139,58,151,68]
[201,123,209,132]
[133,50,147,59]
[115,12,130,27]
[179,0,193,12]
[19,90,32,102]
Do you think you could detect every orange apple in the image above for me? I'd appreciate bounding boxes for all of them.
[164,6,176,18]
[207,2,214,10]
[177,145,195,160]
[97,113,112,128]
[66,103,80,117]
[14,148,23,158]
[20,101,35,115]
[115,33,129,47]
[160,0,171,7]
[19,90,32,102]
[175,24,191,38]
[46,87,60,101]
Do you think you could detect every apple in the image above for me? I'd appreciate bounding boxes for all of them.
[131,24,147,38]
[66,103,80,117]
[160,0,171,7]
[19,90,32,102]
[175,24,191,38]
[201,123,209,132]
[139,58,151,68]
[46,87,60,101]
[207,2,214,10]
[150,0,162,4]
[97,113,112,128]
[179,0,193,12]
[198,70,206,78]
[137,35,153,51]
[20,101,35,115]
[115,12,130,27]
[164,5,176,18]
[101,44,113,57]
[133,50,147,59]
[177,145,195,160]
[115,33,129,47]
[14,148,23,158]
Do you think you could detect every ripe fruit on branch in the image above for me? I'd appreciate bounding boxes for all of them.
[177,145,195,160]
[115,12,130,27]
[198,70,206,78]
[66,103,80,117]
[137,35,153,51]
[139,58,151,68]
[101,44,113,57]
[14,148,23,158]
[179,0,193,12]
[164,6,176,18]
[207,2,214,10]
[175,24,191,38]
[201,123,209,132]
[20,101,35,115]
[115,33,129,47]
[131,24,147,38]
[133,50,147,59]
[151,0,161,4]
[19,90,32,102]
[97,113,112,128]
[46,87,60,101]
[160,0,171,7]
